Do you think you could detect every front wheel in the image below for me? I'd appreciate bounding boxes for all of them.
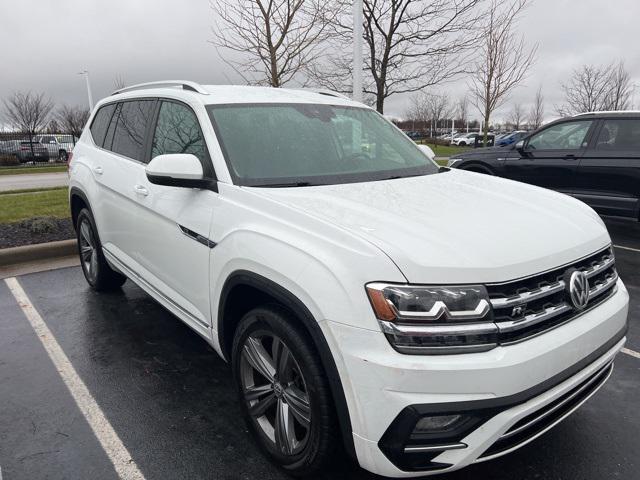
[58,150,68,162]
[76,208,126,291]
[232,305,338,476]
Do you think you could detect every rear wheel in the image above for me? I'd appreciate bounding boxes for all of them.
[76,208,126,291]
[58,150,68,162]
[232,305,338,476]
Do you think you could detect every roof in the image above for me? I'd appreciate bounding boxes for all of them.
[108,81,361,108]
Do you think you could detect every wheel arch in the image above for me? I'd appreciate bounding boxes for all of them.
[217,270,356,460]
[69,186,91,230]
[460,162,495,175]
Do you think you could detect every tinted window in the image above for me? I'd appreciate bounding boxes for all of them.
[595,119,640,151]
[90,104,116,147]
[527,121,592,150]
[40,136,55,144]
[152,101,207,164]
[111,100,155,162]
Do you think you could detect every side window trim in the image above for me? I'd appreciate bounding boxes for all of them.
[149,98,216,180]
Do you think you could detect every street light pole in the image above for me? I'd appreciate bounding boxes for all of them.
[78,70,94,110]
[352,0,363,103]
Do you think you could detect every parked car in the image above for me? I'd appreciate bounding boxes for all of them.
[496,130,528,147]
[69,82,628,477]
[0,139,20,156]
[16,141,50,163]
[452,132,495,146]
[34,134,75,161]
[448,111,640,220]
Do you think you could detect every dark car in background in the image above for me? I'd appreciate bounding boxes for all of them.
[16,141,50,163]
[496,130,528,146]
[448,111,640,220]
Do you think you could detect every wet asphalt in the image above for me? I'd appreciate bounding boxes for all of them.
[0,217,638,480]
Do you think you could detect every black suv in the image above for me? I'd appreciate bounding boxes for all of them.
[449,112,640,220]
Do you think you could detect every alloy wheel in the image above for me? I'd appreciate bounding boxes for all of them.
[240,333,312,456]
[79,218,98,282]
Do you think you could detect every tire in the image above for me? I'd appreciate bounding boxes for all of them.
[76,208,126,291]
[232,305,338,477]
[58,150,68,162]
[458,141,466,146]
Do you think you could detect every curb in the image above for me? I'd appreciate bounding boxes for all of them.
[0,239,77,267]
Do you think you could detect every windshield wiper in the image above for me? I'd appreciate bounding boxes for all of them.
[256,181,324,188]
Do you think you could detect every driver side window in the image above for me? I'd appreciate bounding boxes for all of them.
[527,120,593,150]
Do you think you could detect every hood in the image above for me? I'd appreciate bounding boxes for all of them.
[249,170,610,284]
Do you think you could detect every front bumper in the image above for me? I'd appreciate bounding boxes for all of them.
[323,279,628,477]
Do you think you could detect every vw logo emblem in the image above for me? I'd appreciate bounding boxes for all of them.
[566,270,589,310]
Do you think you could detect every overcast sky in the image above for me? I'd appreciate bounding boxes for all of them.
[0,0,638,124]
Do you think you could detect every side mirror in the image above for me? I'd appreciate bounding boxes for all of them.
[417,144,435,161]
[146,154,207,188]
[515,140,525,151]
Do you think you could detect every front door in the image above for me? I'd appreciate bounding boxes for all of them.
[574,118,640,219]
[503,119,595,193]
[128,99,218,330]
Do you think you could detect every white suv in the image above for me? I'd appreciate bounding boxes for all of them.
[68,81,629,477]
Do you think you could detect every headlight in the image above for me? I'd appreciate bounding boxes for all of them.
[366,283,497,355]
[447,158,463,168]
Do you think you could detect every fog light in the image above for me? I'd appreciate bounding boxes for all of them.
[413,415,462,433]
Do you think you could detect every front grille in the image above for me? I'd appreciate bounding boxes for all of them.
[479,361,613,459]
[487,246,617,344]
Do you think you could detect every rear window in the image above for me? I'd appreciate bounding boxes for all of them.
[90,104,116,147]
[110,100,155,162]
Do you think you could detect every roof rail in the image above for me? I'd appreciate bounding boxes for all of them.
[112,80,209,96]
[573,110,640,116]
[297,88,351,100]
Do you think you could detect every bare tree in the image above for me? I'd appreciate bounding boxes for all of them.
[507,103,524,129]
[313,0,484,113]
[607,61,632,110]
[114,74,126,90]
[557,61,632,116]
[528,85,544,129]
[456,95,469,127]
[56,105,90,140]
[210,0,335,87]
[3,91,54,157]
[469,0,537,142]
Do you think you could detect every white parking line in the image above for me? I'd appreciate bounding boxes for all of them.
[622,347,640,359]
[613,244,640,254]
[4,277,146,480]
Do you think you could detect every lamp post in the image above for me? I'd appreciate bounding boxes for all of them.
[78,70,94,110]
[353,0,363,103]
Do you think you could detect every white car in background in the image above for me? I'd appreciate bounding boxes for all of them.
[68,81,628,477]
[34,134,75,162]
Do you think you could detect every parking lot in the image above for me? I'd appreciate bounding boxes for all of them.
[0,217,638,480]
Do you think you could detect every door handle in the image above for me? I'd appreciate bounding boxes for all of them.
[93,166,103,175]
[133,184,149,196]
[563,154,576,160]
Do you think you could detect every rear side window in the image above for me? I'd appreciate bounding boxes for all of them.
[595,119,640,151]
[110,100,155,162]
[90,104,116,147]
[151,101,208,164]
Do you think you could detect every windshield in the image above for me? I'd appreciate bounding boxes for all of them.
[207,103,439,187]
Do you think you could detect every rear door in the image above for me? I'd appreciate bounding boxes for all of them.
[574,118,640,219]
[92,99,157,264]
[502,119,595,193]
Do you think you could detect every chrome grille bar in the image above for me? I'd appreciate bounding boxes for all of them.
[490,281,565,309]
[490,249,615,310]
